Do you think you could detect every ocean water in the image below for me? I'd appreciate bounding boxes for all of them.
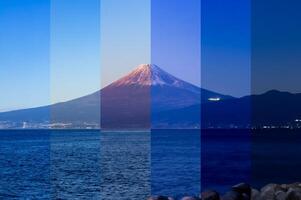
[151,130,201,198]
[0,129,301,199]
[201,129,251,192]
[251,129,301,189]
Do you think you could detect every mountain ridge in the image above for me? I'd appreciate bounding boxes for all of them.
[1,64,298,129]
[156,89,301,129]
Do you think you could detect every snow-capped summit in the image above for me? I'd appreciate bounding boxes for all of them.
[109,64,199,93]
[111,64,153,86]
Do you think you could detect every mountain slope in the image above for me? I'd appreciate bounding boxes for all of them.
[101,64,231,129]
[0,91,101,128]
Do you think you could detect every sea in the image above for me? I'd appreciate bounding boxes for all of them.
[0,129,301,199]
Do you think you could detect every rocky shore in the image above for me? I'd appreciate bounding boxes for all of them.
[148,182,301,200]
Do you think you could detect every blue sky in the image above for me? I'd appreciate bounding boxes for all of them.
[2,0,297,111]
[151,0,201,87]
[101,0,150,87]
[201,0,250,97]
[51,0,100,104]
[252,0,301,94]
[0,0,50,111]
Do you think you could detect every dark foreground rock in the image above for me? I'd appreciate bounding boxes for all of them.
[201,190,220,200]
[147,196,175,200]
[255,183,301,200]
[232,183,251,197]
[147,182,301,200]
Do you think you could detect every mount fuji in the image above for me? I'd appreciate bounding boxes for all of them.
[0,64,232,129]
[101,64,232,129]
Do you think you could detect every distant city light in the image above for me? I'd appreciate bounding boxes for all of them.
[208,97,221,101]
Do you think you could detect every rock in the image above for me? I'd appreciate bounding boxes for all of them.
[147,196,169,200]
[260,183,282,200]
[201,190,220,200]
[181,197,198,200]
[251,189,260,200]
[287,183,301,190]
[280,184,289,192]
[168,197,175,200]
[261,183,282,192]
[275,191,287,200]
[242,193,250,200]
[288,185,301,194]
[157,196,169,200]
[286,188,301,200]
[222,191,243,200]
[232,183,251,197]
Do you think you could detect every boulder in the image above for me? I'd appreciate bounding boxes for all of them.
[287,183,301,189]
[181,197,198,200]
[201,190,220,200]
[251,189,260,200]
[222,191,243,200]
[275,191,287,200]
[286,188,301,200]
[260,184,282,200]
[242,193,250,200]
[232,183,251,197]
[288,185,301,193]
[280,184,289,192]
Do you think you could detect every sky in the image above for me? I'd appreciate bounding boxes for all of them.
[101,0,201,87]
[0,0,50,111]
[100,0,150,87]
[201,0,250,97]
[0,0,101,111]
[151,0,201,87]
[0,0,299,111]
[251,0,301,94]
[51,0,100,104]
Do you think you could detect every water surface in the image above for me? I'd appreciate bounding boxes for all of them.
[1,129,300,199]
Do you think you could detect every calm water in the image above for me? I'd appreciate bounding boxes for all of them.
[0,129,301,199]
[201,129,250,192]
[251,129,301,188]
[151,130,200,198]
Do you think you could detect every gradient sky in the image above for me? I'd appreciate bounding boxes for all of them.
[51,0,100,104]
[0,0,50,111]
[252,0,301,94]
[0,0,299,111]
[201,0,250,97]
[100,0,150,87]
[151,0,200,87]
